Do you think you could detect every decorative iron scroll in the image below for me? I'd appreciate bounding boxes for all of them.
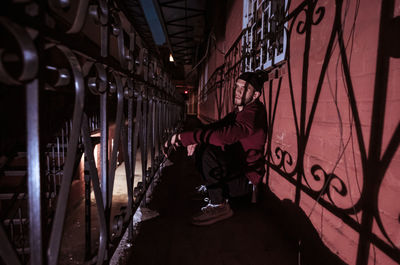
[0,1,182,264]
[263,0,400,264]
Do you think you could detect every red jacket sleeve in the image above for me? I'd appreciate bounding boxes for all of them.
[180,105,258,147]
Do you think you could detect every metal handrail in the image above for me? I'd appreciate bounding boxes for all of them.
[0,1,183,264]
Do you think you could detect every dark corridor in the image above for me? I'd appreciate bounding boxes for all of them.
[124,117,346,265]
[1,0,399,264]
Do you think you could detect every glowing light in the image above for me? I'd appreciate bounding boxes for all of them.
[184,90,188,94]
[169,54,174,62]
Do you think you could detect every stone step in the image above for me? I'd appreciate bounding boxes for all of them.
[0,191,55,200]
[3,170,26,177]
[3,218,28,226]
[0,193,26,200]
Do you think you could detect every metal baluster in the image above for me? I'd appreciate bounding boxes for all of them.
[56,137,61,188]
[164,102,168,139]
[160,101,165,140]
[148,97,154,175]
[27,79,42,265]
[156,100,160,154]
[107,73,124,217]
[154,99,159,160]
[100,92,108,211]
[121,113,133,220]
[46,155,51,207]
[169,104,172,131]
[81,113,107,265]
[132,93,142,205]
[168,104,171,131]
[141,92,148,199]
[61,128,65,164]
[65,121,69,148]
[165,103,169,132]
[51,145,57,195]
[10,221,14,248]
[48,45,85,265]
[18,208,24,259]
[158,100,163,154]
[127,90,134,241]
[84,154,91,260]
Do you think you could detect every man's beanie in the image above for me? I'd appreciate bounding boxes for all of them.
[237,71,267,92]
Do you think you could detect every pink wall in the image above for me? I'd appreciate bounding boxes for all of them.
[197,0,400,264]
[198,0,243,121]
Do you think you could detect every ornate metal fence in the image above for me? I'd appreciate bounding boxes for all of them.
[0,1,182,264]
[200,0,400,264]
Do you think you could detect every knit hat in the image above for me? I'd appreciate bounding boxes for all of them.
[237,71,267,92]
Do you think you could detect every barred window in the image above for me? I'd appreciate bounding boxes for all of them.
[242,0,288,71]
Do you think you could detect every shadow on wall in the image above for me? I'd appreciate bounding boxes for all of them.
[182,114,346,265]
[261,188,347,265]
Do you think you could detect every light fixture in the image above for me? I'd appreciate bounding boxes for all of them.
[169,54,174,62]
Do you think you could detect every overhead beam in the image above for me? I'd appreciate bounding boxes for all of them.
[171,40,188,46]
[170,35,194,40]
[166,13,204,24]
[167,23,193,29]
[169,29,192,37]
[173,49,189,53]
[174,45,196,49]
[161,3,206,13]
[160,0,184,5]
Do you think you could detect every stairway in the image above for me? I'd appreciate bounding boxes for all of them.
[0,116,98,264]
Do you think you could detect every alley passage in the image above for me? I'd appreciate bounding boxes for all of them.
[126,147,298,265]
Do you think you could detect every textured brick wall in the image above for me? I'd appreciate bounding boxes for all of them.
[197,0,400,264]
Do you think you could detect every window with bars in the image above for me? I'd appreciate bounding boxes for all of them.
[242,0,288,71]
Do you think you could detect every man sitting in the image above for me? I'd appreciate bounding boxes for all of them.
[167,71,267,226]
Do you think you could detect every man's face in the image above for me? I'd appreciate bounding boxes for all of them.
[234,79,256,106]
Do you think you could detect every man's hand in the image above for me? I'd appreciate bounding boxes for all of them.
[162,133,181,157]
[187,144,197,156]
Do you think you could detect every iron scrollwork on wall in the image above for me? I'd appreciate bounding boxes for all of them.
[200,0,399,264]
[262,0,400,264]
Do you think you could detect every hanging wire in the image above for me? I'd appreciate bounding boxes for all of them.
[300,0,371,263]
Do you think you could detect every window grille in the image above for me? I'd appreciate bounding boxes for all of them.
[242,0,288,71]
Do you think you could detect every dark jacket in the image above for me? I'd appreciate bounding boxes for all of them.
[180,100,267,184]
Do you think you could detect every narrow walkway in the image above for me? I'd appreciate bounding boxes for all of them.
[126,148,298,265]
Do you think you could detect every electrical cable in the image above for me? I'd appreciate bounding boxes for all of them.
[211,32,226,56]
[306,0,360,219]
[303,0,372,263]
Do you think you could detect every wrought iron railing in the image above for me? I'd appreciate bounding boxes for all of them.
[197,33,244,121]
[0,1,182,264]
[198,65,224,120]
[197,0,400,264]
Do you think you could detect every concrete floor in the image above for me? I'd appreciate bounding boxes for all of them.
[56,112,346,265]
[59,150,148,265]
[125,148,299,265]
[57,145,346,265]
